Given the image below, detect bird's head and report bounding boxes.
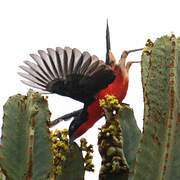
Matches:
[68,109,89,143]
[68,117,80,143]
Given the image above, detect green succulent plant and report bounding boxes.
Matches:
[1,34,180,180]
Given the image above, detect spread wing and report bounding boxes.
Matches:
[18,47,116,103]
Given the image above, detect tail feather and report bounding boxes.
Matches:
[106,20,111,65]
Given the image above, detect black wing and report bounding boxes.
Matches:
[18,47,116,103]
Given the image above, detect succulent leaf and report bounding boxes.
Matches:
[0,94,29,179]
[118,107,141,180]
[55,142,85,180]
[98,95,134,180]
[0,90,53,180]
[134,35,180,180]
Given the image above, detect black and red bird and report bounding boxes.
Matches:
[18,23,142,142]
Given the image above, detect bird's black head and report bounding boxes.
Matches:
[69,117,79,143]
[69,108,89,143]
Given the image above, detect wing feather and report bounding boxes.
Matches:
[65,47,74,74]
[47,48,59,78]
[19,65,47,84]
[89,61,106,76]
[38,50,56,79]
[62,48,68,79]
[24,60,49,82]
[56,47,64,78]
[18,72,46,87]
[79,52,91,74]
[20,80,46,90]
[30,54,52,80]
[19,47,116,103]
[72,48,83,74]
[84,55,99,75]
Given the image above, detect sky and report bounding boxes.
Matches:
[0,0,180,179]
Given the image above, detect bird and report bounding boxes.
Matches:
[18,22,142,143]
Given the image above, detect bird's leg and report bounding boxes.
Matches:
[118,51,129,75]
[49,108,83,127]
[119,48,143,64]
[126,61,141,72]
[119,48,142,72]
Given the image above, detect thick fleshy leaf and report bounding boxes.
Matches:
[0,94,29,179]
[56,142,85,180]
[0,90,53,179]
[134,35,180,180]
[118,107,141,180]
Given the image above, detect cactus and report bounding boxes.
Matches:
[0,90,53,179]
[98,95,140,180]
[134,35,180,179]
[54,142,85,180]
[0,90,94,180]
[98,34,180,180]
[117,107,141,180]
[2,34,180,180]
[80,138,94,172]
[0,168,6,180]
[50,129,86,180]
